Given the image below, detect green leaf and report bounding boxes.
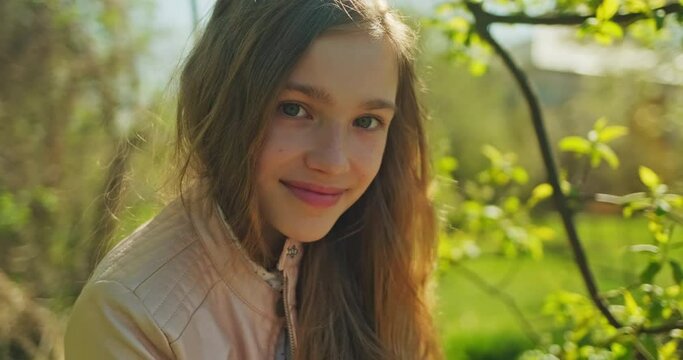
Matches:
[559,136,592,154]
[623,206,634,218]
[658,339,678,360]
[512,167,529,184]
[600,21,624,39]
[624,0,648,12]
[630,199,653,211]
[0,191,31,231]
[596,143,620,169]
[503,196,520,213]
[593,116,608,131]
[664,194,683,207]
[481,145,502,163]
[468,60,487,76]
[639,166,660,189]
[656,230,670,243]
[533,226,556,241]
[590,149,602,168]
[436,2,456,15]
[451,30,469,45]
[561,179,572,196]
[528,183,553,208]
[447,16,470,32]
[640,261,662,283]
[503,241,518,258]
[628,18,658,45]
[596,0,620,20]
[670,260,683,284]
[623,290,644,324]
[598,125,629,142]
[666,285,680,298]
[611,342,632,359]
[532,183,554,201]
[438,156,459,174]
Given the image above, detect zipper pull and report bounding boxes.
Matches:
[277,240,303,272]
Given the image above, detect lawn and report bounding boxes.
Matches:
[435,214,683,359]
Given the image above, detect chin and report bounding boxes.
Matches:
[281,222,334,243]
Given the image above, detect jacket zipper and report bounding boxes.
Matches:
[283,274,296,360]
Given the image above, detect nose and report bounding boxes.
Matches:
[304,122,351,175]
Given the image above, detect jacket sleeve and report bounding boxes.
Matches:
[64,280,175,360]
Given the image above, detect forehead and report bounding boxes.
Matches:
[284,31,399,106]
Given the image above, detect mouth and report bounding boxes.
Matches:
[280,180,346,208]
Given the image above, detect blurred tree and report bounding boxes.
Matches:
[428,0,683,358]
[0,0,155,358]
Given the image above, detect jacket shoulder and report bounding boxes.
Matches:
[88,199,223,342]
[65,279,175,359]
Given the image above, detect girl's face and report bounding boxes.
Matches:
[256,30,398,244]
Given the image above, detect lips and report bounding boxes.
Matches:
[281,180,346,208]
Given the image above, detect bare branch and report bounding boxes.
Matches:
[464,0,624,330]
[461,0,683,351]
[641,321,683,334]
[466,1,681,26]
[452,261,542,344]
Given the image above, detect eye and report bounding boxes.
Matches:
[353,116,382,130]
[279,102,310,118]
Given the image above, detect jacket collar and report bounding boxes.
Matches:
[184,186,303,320]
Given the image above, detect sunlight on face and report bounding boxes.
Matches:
[256,30,399,244]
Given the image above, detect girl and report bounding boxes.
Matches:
[65,0,441,359]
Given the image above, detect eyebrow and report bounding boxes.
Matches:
[284,81,396,112]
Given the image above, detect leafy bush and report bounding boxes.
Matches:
[429,0,683,355]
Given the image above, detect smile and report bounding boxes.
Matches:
[281,180,346,208]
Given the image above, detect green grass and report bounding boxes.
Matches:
[435,214,683,359]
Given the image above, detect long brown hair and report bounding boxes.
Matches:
[175,0,441,358]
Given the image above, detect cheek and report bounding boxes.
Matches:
[350,135,387,185]
[257,125,307,177]
[262,126,296,156]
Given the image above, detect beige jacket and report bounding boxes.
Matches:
[64,192,303,359]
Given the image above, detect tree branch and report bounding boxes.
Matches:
[641,320,683,334]
[467,2,681,26]
[465,0,624,330]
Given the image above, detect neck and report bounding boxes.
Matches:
[260,225,287,270]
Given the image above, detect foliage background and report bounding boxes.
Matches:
[0,0,682,359]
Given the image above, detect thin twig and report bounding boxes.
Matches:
[632,337,656,360]
[493,259,524,291]
[641,320,683,334]
[452,261,542,343]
